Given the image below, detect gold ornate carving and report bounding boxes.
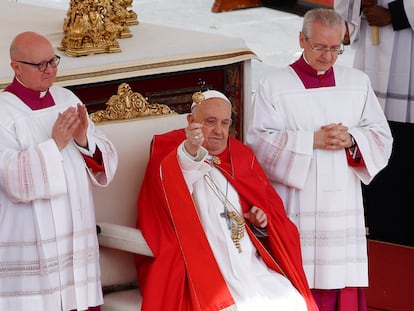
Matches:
[58,0,139,57]
[89,83,177,123]
[122,0,139,26]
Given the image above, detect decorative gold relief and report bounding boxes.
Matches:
[122,0,139,26]
[89,83,177,123]
[58,0,139,57]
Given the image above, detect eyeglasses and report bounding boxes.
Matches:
[16,55,61,72]
[305,38,344,55]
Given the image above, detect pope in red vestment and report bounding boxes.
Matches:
[135,90,318,311]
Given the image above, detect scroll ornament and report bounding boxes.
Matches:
[89,83,176,123]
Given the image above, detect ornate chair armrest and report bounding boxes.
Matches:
[97,222,153,257]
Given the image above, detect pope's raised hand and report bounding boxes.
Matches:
[184,122,204,156]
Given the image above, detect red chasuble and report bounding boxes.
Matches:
[136,129,318,311]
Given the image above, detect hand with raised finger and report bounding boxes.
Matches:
[184,122,204,156]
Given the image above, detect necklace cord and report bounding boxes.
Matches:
[203,174,246,252]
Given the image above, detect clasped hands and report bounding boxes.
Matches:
[314,122,354,150]
[52,103,89,151]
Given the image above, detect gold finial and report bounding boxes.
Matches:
[192,92,205,105]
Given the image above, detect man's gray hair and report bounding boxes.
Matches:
[302,8,345,39]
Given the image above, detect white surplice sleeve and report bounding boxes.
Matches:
[334,0,362,43]
[346,76,394,184]
[0,137,67,203]
[246,77,314,190]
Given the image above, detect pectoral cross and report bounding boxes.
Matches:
[203,174,245,253]
[220,210,232,230]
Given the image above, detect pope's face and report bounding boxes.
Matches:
[299,21,343,72]
[192,98,232,156]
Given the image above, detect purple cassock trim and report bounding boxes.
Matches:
[290,55,335,89]
[4,78,55,110]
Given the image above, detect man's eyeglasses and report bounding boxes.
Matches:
[16,55,61,72]
[305,38,344,55]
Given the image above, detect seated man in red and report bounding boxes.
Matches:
[136,90,318,311]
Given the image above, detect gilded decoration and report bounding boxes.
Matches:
[89,83,177,123]
[123,0,139,26]
[58,0,139,57]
